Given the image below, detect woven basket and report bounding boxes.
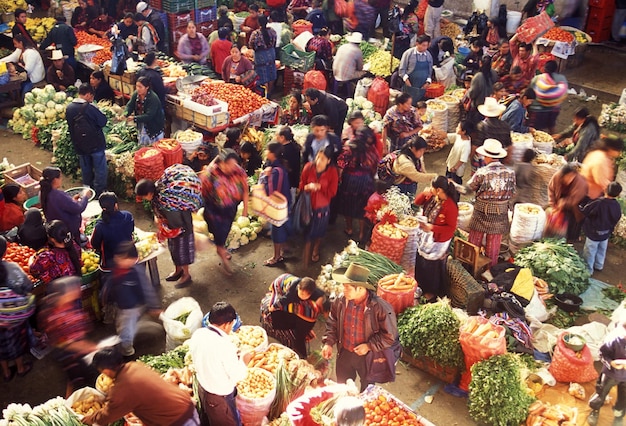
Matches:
[446,257,484,315]
[377,276,417,315]
[369,223,408,264]
[425,83,445,99]
[251,184,288,226]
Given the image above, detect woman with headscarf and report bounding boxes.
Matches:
[413,176,459,301]
[39,167,89,243]
[135,164,203,288]
[18,208,48,250]
[391,137,437,197]
[90,192,135,271]
[0,236,35,381]
[30,220,82,286]
[528,60,568,134]
[0,185,26,232]
[125,76,165,145]
[248,15,278,95]
[200,149,249,275]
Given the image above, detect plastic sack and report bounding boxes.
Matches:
[66,387,106,419]
[367,77,390,116]
[369,223,408,264]
[355,77,373,99]
[434,57,456,89]
[510,203,546,245]
[232,325,270,354]
[236,368,277,426]
[549,332,598,383]
[303,70,327,91]
[134,146,165,182]
[459,316,507,391]
[159,297,203,351]
[525,289,549,322]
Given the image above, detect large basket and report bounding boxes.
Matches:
[401,350,460,383]
[292,21,313,37]
[446,257,484,315]
[280,44,315,73]
[251,184,289,226]
[369,223,408,265]
[425,83,445,99]
[377,276,417,315]
[134,147,165,182]
[154,139,184,168]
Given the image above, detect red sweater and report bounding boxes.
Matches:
[299,162,339,210]
[414,193,458,242]
[0,203,24,232]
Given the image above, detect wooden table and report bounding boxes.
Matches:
[0,72,26,109]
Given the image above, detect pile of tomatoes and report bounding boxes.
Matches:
[3,242,36,282]
[197,82,269,121]
[363,394,422,426]
[543,27,574,43]
[75,31,113,65]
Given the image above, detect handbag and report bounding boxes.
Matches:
[291,191,313,234]
[251,168,289,227]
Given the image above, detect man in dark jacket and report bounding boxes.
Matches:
[40,14,78,70]
[136,1,167,53]
[137,52,165,109]
[322,264,398,391]
[302,114,342,164]
[65,84,108,197]
[12,9,36,47]
[304,88,349,136]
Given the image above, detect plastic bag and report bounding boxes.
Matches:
[65,387,106,419]
[525,289,549,322]
[236,368,277,426]
[159,297,203,351]
[548,332,598,383]
[303,70,327,91]
[459,316,507,391]
[434,57,456,89]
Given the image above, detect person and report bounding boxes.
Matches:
[462,40,483,76]
[0,236,34,382]
[501,88,536,134]
[582,135,624,200]
[135,165,202,288]
[200,149,249,275]
[240,142,263,177]
[523,0,555,18]
[554,107,601,163]
[399,0,420,50]
[136,1,166,52]
[580,182,622,275]
[30,220,82,285]
[260,142,292,266]
[39,167,88,242]
[281,91,310,126]
[491,82,509,103]
[466,55,499,125]
[11,9,35,47]
[335,396,366,426]
[321,263,398,391]
[83,347,199,425]
[288,0,310,20]
[66,83,108,197]
[337,128,380,242]
[548,163,589,242]
[90,70,115,102]
[221,44,255,85]
[475,97,511,160]
[102,242,160,356]
[491,39,513,78]
[342,110,365,143]
[261,274,326,357]
[392,137,437,197]
[241,3,261,38]
[427,36,454,67]
[424,0,443,38]
[466,139,516,266]
[188,302,249,426]
[0,185,26,232]
[306,27,334,68]
[612,0,626,43]
[481,18,506,49]
[277,126,302,202]
[18,208,47,250]
[71,0,97,31]
[184,144,218,173]
[125,76,165,145]
[398,34,433,104]
[40,14,78,70]
[116,12,137,40]
[382,93,423,152]
[303,115,342,163]
[0,34,45,95]
[499,65,529,95]
[511,41,538,82]
[90,192,134,270]
[306,0,328,34]
[210,27,233,77]
[587,319,626,426]
[46,50,75,92]
[267,11,292,52]
[217,5,234,31]
[133,13,159,52]
[445,120,473,184]
[248,15,277,94]
[304,89,349,136]
[38,276,97,397]
[527,60,568,134]
[89,8,115,38]
[332,32,365,99]
[512,149,538,205]
[300,145,339,266]
[177,22,210,65]
[413,176,459,300]
[137,52,166,109]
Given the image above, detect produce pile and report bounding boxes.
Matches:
[0,0,27,13]
[246,344,299,374]
[338,37,379,61]
[599,102,626,133]
[377,272,416,292]
[366,50,399,77]
[440,21,461,39]
[75,31,113,65]
[3,242,36,282]
[346,95,382,127]
[1,397,83,425]
[362,389,424,426]
[7,16,56,42]
[195,81,269,121]
[238,368,276,399]
[193,207,263,251]
[541,27,574,43]
[80,251,100,276]
[364,186,413,224]
[138,344,191,374]
[9,85,72,138]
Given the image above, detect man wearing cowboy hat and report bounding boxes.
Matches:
[332,32,366,99]
[475,97,513,163]
[466,138,516,267]
[46,49,75,91]
[321,263,398,391]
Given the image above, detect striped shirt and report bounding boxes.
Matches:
[468,161,516,202]
[342,297,368,351]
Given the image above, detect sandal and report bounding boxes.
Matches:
[17,363,32,377]
[264,257,285,267]
[311,253,320,263]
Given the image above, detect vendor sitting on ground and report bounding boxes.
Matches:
[0,185,26,232]
[46,50,75,92]
[90,70,115,102]
[177,22,209,65]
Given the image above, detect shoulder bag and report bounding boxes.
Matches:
[251,167,289,226]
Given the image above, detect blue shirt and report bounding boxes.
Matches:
[43,189,88,240]
[90,210,135,269]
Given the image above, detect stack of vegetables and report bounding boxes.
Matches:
[192,205,265,250]
[1,397,83,425]
[337,37,379,61]
[9,85,73,138]
[75,31,112,65]
[3,241,36,282]
[366,50,400,77]
[191,81,269,121]
[0,0,28,13]
[262,124,309,150]
[7,16,56,42]
[345,96,382,127]
[541,27,574,43]
[599,102,626,133]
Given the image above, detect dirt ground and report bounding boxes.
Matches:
[1,89,625,424]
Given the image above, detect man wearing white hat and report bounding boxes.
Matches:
[475,96,512,163]
[46,49,75,91]
[466,138,516,267]
[332,32,365,99]
[136,1,166,52]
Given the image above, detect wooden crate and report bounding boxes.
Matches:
[103,65,137,85]
[166,99,229,132]
[107,76,136,98]
[2,163,43,198]
[401,350,460,384]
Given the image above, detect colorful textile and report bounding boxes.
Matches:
[491,51,513,77]
[154,164,203,212]
[0,321,29,360]
[306,36,333,61]
[469,231,502,266]
[490,312,533,349]
[203,204,238,247]
[0,288,35,327]
[512,53,539,82]
[337,146,378,219]
[383,105,422,151]
[499,74,529,95]
[249,27,277,51]
[40,302,91,347]
[533,73,568,107]
[468,161,516,202]
[166,211,195,266]
[267,274,323,322]
[200,162,247,209]
[342,297,368,351]
[29,244,81,284]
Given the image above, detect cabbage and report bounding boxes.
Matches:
[237,216,251,228]
[32,88,43,97]
[227,240,240,250]
[45,109,56,119]
[240,235,249,245]
[24,92,34,104]
[34,104,45,112]
[46,100,56,109]
[240,227,252,237]
[231,224,241,233]
[44,85,56,95]
[55,104,65,113]
[54,92,67,102]
[249,232,257,241]
[35,111,44,119]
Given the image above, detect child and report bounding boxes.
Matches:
[580,182,622,275]
[445,120,473,184]
[105,241,161,356]
[462,40,483,76]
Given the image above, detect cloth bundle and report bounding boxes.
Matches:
[155,164,203,212]
[534,73,568,107]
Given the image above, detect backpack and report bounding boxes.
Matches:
[70,103,104,155]
[377,150,400,183]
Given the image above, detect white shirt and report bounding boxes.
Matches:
[188,325,247,396]
[267,22,282,47]
[445,134,471,177]
[1,48,45,83]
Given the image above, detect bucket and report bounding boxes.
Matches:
[506,11,522,34]
[23,196,41,210]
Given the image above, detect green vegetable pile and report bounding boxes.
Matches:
[340,248,403,287]
[175,311,191,324]
[468,354,534,426]
[138,344,189,374]
[514,238,590,295]
[398,300,464,368]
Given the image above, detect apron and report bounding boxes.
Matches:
[402,53,430,105]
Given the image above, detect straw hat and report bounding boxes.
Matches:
[476,138,508,159]
[345,32,363,44]
[136,1,148,13]
[332,263,375,291]
[477,97,506,117]
[50,50,67,61]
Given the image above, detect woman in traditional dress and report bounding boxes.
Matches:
[30,220,82,286]
[248,15,277,95]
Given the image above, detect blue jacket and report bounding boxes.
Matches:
[90,210,135,270]
[43,189,88,240]
[261,160,292,205]
[40,21,77,59]
[501,99,530,133]
[580,197,622,241]
[65,99,108,155]
[105,264,160,310]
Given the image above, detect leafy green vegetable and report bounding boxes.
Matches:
[398,300,464,368]
[469,354,535,426]
[514,238,590,295]
[602,285,626,303]
[138,345,189,374]
[175,311,191,324]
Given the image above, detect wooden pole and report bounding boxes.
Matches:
[390,32,396,76]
